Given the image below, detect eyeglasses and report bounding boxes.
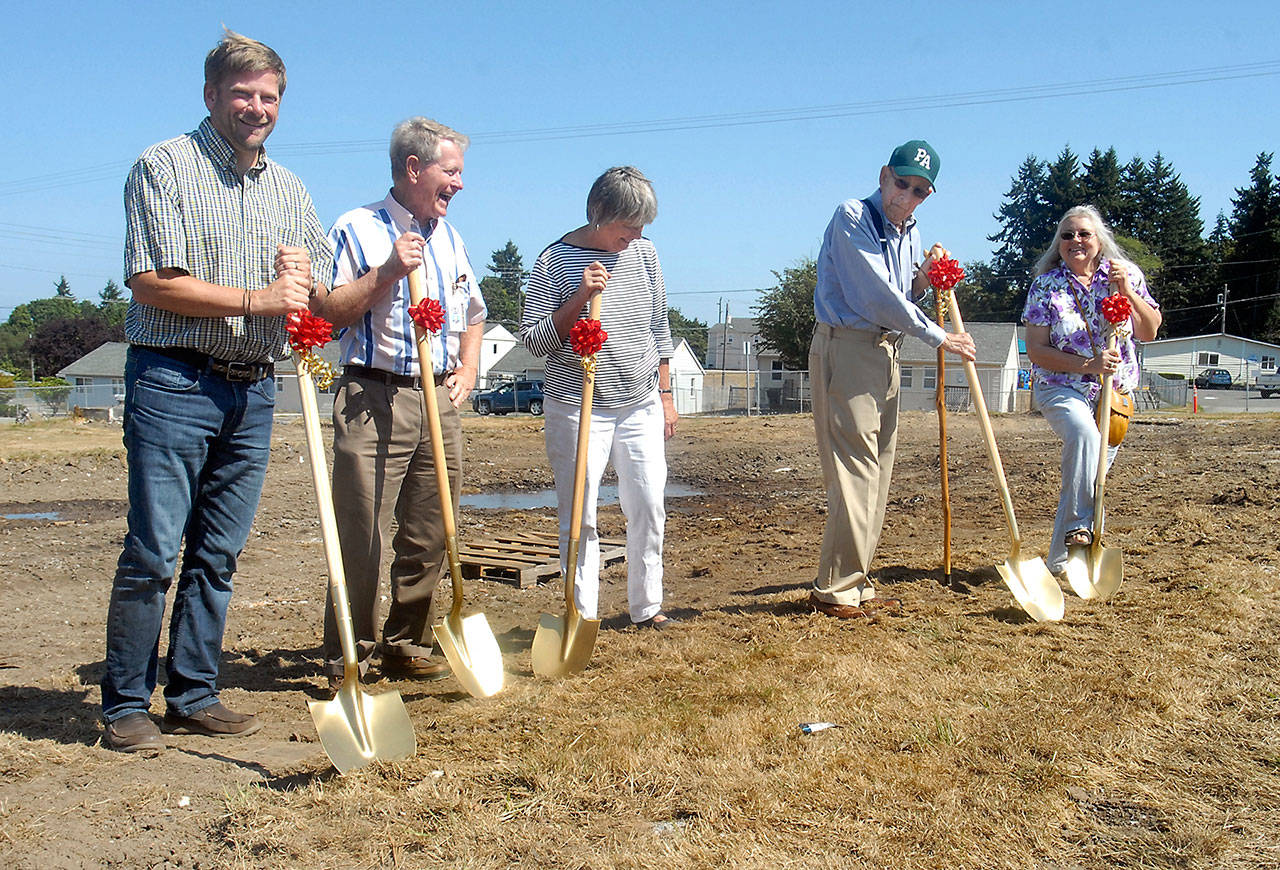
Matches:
[1060,230,1095,242]
[892,176,932,200]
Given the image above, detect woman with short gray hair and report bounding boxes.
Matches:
[521,166,679,629]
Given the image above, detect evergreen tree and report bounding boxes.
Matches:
[1224,152,1280,340]
[1116,156,1153,238]
[984,156,1050,320]
[100,279,123,301]
[478,240,528,328]
[53,275,74,298]
[1143,153,1209,336]
[1080,148,1124,218]
[1043,146,1084,219]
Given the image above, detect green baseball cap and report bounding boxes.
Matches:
[888,140,940,188]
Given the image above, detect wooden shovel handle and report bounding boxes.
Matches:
[407,269,466,621]
[947,289,1023,555]
[564,293,603,614]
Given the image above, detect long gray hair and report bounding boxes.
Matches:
[1032,205,1134,277]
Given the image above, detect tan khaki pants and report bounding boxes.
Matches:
[809,323,901,606]
[324,375,460,675]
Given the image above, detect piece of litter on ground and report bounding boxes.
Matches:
[177,796,190,808]
[799,721,840,734]
[772,466,794,473]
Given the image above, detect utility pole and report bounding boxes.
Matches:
[720,303,729,389]
[1219,284,1228,332]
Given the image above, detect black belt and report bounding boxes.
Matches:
[344,364,447,389]
[143,346,274,382]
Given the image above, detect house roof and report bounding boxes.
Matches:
[489,345,544,377]
[1144,332,1280,351]
[902,321,1018,367]
[58,341,130,379]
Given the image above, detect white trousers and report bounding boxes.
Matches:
[544,391,667,622]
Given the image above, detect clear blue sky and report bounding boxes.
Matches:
[2,1,1277,327]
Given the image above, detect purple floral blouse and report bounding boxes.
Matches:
[1021,258,1158,401]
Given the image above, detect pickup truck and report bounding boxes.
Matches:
[1257,371,1280,399]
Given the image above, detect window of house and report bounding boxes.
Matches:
[771,361,783,381]
[275,376,286,393]
[901,366,913,388]
[922,367,937,390]
[1262,355,1276,370]
[1197,352,1219,366]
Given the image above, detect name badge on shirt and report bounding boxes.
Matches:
[447,273,470,333]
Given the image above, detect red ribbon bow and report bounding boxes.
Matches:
[1101,293,1132,325]
[285,310,335,355]
[409,298,445,335]
[926,257,966,292]
[570,318,608,358]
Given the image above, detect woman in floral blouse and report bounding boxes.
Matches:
[1021,205,1162,577]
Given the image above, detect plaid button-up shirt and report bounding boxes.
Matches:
[123,118,333,362]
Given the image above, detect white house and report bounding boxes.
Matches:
[669,338,705,415]
[478,323,518,387]
[1141,332,1280,385]
[706,316,781,375]
[901,322,1022,413]
[58,341,128,412]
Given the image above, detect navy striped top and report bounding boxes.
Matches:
[521,237,674,408]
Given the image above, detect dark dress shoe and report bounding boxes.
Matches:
[380,655,450,681]
[162,701,262,738]
[103,712,165,753]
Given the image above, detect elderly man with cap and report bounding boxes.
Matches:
[808,140,976,621]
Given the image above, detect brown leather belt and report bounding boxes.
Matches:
[143,346,274,382]
[343,364,447,389]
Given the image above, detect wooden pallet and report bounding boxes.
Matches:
[458,530,626,588]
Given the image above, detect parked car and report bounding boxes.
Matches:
[1194,368,1233,389]
[472,379,544,415]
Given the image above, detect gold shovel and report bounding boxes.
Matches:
[407,270,505,698]
[1064,332,1124,600]
[531,293,604,677]
[948,290,1064,622]
[299,352,416,774]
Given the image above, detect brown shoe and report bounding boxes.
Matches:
[103,712,165,753]
[809,593,877,621]
[381,655,450,681]
[161,701,262,738]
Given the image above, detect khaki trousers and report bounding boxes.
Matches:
[324,374,460,675]
[809,323,901,606]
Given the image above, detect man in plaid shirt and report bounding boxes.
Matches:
[100,30,332,753]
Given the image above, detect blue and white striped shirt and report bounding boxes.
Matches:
[122,118,332,362]
[328,192,486,375]
[522,237,674,408]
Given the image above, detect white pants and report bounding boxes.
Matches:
[544,391,667,622]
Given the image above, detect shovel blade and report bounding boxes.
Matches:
[997,556,1064,622]
[433,613,505,698]
[1063,545,1099,599]
[531,610,601,678]
[307,682,416,775]
[1089,545,1124,601]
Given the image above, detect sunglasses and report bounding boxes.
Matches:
[892,176,932,200]
[1060,230,1095,242]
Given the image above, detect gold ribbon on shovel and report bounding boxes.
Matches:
[407,270,505,698]
[531,293,607,677]
[290,311,416,773]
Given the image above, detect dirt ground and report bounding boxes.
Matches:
[0,408,1277,868]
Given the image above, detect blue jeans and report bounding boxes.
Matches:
[101,347,275,722]
[1034,382,1117,573]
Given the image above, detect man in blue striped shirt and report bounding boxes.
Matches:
[316,118,486,693]
[102,31,331,753]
